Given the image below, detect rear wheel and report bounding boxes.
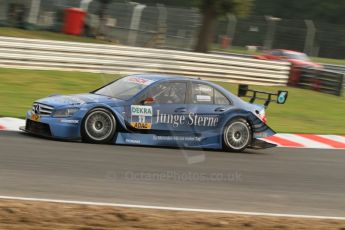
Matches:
[223,119,252,152]
[81,108,116,144]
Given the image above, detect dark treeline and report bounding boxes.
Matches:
[133,0,345,24]
[253,0,345,24]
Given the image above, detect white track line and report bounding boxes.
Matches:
[0,195,344,220]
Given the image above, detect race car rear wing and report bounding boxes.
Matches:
[238,84,288,107]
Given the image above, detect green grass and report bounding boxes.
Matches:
[212,45,261,56]
[311,57,345,66]
[0,27,116,44]
[0,68,344,134]
[216,82,345,134]
[0,68,117,118]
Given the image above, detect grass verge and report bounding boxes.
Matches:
[0,199,344,230]
[0,68,344,134]
[0,27,116,44]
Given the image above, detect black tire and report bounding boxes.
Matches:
[223,118,252,152]
[81,108,116,144]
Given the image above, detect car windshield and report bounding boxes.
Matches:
[285,52,310,61]
[93,76,155,100]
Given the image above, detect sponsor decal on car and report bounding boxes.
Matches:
[60,119,79,124]
[196,95,212,102]
[156,110,219,128]
[130,106,219,129]
[153,135,202,142]
[125,77,154,86]
[130,105,153,129]
[125,139,141,144]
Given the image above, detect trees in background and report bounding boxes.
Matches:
[194,0,253,53]
[114,0,254,53]
[254,0,345,24]
[96,0,113,37]
[135,0,345,25]
[102,0,344,53]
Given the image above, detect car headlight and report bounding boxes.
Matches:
[53,108,79,118]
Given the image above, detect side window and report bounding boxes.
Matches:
[271,50,281,56]
[148,82,187,104]
[281,51,289,58]
[191,83,231,105]
[214,90,230,105]
[191,84,214,104]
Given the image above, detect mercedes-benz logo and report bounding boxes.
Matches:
[33,104,40,114]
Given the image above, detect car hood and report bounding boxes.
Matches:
[36,93,121,108]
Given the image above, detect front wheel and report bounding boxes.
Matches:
[223,119,252,152]
[81,108,116,144]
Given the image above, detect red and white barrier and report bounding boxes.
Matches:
[263,134,345,149]
[0,117,344,149]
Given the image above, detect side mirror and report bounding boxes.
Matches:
[142,97,156,105]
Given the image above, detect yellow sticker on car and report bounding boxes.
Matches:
[130,122,152,129]
[130,105,153,129]
[31,113,40,122]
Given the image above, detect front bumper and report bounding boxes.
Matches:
[23,111,82,140]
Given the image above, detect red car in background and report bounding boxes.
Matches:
[255,49,323,85]
[255,49,323,69]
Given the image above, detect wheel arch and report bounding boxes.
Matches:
[220,110,256,148]
[82,104,127,131]
[221,109,276,145]
[221,117,253,151]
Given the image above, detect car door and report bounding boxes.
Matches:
[187,82,232,134]
[127,81,191,134]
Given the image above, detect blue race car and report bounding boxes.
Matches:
[22,74,288,152]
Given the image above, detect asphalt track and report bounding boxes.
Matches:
[0,131,345,217]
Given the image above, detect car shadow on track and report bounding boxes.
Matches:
[17,131,269,156]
